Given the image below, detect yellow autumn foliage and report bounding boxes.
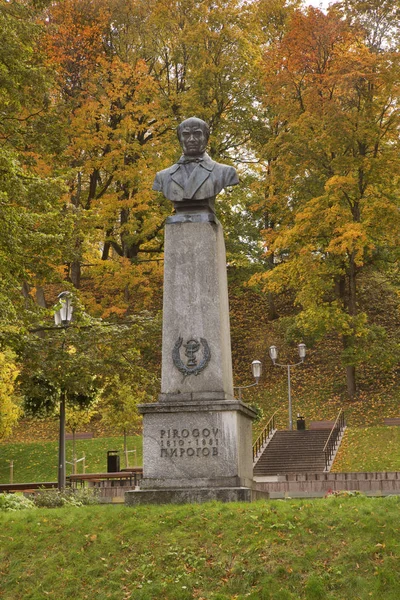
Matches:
[0,351,22,440]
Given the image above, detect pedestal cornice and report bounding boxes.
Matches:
[139,398,257,419]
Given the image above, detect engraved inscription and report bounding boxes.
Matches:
[159,428,220,458]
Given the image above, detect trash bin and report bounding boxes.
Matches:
[296,415,306,430]
[107,450,120,472]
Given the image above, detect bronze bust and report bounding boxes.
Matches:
[153,117,239,214]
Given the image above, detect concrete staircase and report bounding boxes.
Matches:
[253,430,331,476]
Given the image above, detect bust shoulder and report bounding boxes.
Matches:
[213,162,239,186]
[155,163,179,178]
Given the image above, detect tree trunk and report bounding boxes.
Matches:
[267,291,279,321]
[101,229,114,260]
[345,253,358,397]
[266,252,278,320]
[22,281,30,303]
[69,171,82,289]
[346,365,357,398]
[70,259,81,289]
[336,253,358,398]
[35,286,47,308]
[348,253,357,316]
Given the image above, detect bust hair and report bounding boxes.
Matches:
[177,117,210,142]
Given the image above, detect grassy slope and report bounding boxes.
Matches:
[228,274,400,430]
[0,436,142,484]
[332,426,400,472]
[1,497,400,599]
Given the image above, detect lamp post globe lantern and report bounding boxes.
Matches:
[54,291,73,490]
[234,359,262,401]
[298,343,306,360]
[251,359,262,383]
[54,291,73,327]
[269,345,278,364]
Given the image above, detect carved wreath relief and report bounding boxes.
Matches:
[172,336,211,378]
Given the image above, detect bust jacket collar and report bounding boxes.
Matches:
[170,153,216,199]
[171,153,215,173]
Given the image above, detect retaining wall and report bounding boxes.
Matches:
[83,472,400,502]
[253,472,400,498]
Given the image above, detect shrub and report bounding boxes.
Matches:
[33,489,67,508]
[0,493,36,511]
[32,487,99,508]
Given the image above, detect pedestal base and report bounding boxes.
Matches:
[125,487,256,505]
[128,398,259,505]
[138,399,255,487]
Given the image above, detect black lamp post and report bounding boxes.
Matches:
[234,359,262,401]
[269,343,306,431]
[54,292,73,490]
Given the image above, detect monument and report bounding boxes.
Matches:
[125,117,257,505]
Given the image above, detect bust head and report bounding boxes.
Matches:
[177,117,209,157]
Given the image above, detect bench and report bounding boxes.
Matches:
[383,418,400,426]
[68,469,143,489]
[309,421,335,430]
[65,432,93,440]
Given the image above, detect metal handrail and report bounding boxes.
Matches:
[323,409,346,471]
[253,410,279,463]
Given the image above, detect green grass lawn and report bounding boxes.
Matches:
[0,436,142,484]
[332,426,400,472]
[1,496,400,599]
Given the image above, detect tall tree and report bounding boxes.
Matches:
[251,7,400,396]
[39,0,267,318]
[0,0,66,325]
[41,0,173,317]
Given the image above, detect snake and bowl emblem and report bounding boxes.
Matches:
[172,337,211,379]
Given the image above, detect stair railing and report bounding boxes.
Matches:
[253,410,279,463]
[323,409,346,472]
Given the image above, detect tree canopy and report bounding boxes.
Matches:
[0,0,399,439]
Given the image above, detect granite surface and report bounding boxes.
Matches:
[125,487,256,505]
[139,400,256,486]
[161,219,233,397]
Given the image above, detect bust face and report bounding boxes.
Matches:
[179,122,208,156]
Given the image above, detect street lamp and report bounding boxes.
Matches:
[54,292,73,490]
[234,359,262,401]
[54,291,73,326]
[269,344,306,431]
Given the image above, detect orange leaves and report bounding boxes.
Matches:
[255,2,400,318]
[261,8,353,115]
[282,7,348,76]
[43,0,111,93]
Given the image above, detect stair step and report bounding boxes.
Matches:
[253,429,332,476]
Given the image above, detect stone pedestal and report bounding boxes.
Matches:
[126,215,258,505]
[161,214,233,399]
